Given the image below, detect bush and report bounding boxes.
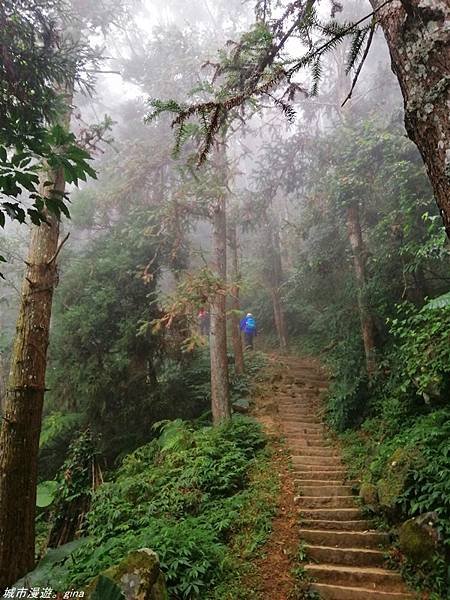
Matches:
[35,416,268,599]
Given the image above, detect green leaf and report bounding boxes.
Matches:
[14,539,88,587]
[36,480,59,508]
[424,292,450,310]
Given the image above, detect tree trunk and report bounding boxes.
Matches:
[228,223,244,375]
[263,215,288,352]
[0,170,65,587]
[271,226,288,352]
[370,0,450,236]
[270,286,288,353]
[0,342,5,413]
[209,143,230,424]
[346,203,377,377]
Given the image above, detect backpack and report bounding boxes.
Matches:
[245,316,256,331]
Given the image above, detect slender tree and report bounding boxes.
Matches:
[262,212,288,352]
[346,202,377,376]
[0,0,131,585]
[228,222,245,374]
[209,139,231,423]
[0,147,69,586]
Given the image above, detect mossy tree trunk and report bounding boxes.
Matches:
[370,0,450,237]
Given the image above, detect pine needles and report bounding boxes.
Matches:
[147,0,396,165]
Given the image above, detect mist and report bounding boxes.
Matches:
[1,0,449,597]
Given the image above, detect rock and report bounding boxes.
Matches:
[88,548,168,600]
[377,478,404,510]
[377,447,425,511]
[232,398,250,413]
[359,482,378,507]
[399,516,439,563]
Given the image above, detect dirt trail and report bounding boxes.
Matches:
[255,355,416,600]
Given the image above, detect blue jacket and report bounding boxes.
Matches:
[240,315,257,335]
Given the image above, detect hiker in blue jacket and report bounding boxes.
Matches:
[240,312,257,350]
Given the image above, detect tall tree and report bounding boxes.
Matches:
[346,202,377,376]
[0,0,130,586]
[210,139,231,423]
[0,145,70,586]
[262,211,288,352]
[369,0,450,237]
[228,221,245,374]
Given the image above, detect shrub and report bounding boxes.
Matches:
[35,416,268,599]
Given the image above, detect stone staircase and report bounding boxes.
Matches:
[275,357,416,600]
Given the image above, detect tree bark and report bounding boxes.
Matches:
[209,143,230,424]
[0,170,64,587]
[346,203,377,377]
[0,338,5,413]
[263,215,288,352]
[270,286,288,353]
[370,0,450,236]
[228,223,244,375]
[271,225,288,352]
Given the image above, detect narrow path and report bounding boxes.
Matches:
[273,355,415,600]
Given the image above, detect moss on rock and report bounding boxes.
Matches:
[376,447,424,510]
[88,548,168,600]
[399,518,437,563]
[359,482,378,507]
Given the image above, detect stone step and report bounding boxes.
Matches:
[299,484,354,496]
[289,448,340,458]
[284,428,325,435]
[305,564,406,593]
[305,545,386,568]
[287,438,331,445]
[294,470,348,481]
[279,407,321,413]
[296,478,357,485]
[283,418,323,425]
[296,496,357,509]
[300,519,373,531]
[283,423,325,429]
[296,479,347,486]
[289,444,334,452]
[293,464,347,474]
[283,414,324,420]
[299,508,362,520]
[292,455,342,466]
[311,583,414,599]
[285,432,328,440]
[278,404,322,410]
[299,529,389,549]
[289,442,337,451]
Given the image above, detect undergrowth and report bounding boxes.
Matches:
[328,305,450,597]
[29,415,279,599]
